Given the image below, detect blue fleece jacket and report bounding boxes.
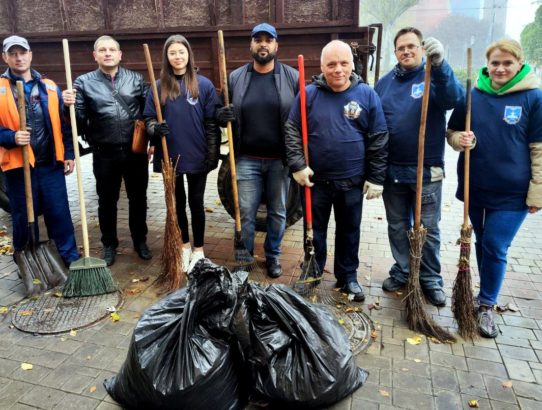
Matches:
[375,60,463,181]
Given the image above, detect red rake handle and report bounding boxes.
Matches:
[298,55,313,226]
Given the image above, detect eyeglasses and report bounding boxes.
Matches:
[395,44,420,53]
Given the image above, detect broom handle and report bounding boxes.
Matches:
[297,55,313,234]
[143,44,170,160]
[463,48,472,228]
[217,30,242,232]
[15,81,35,225]
[63,39,90,258]
[414,60,432,230]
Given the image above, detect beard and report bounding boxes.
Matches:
[252,49,276,64]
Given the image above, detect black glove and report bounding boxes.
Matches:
[216,104,235,126]
[205,159,219,173]
[154,122,170,138]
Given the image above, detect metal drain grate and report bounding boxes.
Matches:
[12,291,122,334]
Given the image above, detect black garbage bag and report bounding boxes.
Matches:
[104,259,248,410]
[232,283,368,409]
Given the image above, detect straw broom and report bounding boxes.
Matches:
[452,48,478,340]
[405,59,455,343]
[143,44,184,291]
[61,39,117,297]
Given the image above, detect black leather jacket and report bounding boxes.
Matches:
[74,67,148,146]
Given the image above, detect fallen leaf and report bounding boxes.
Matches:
[507,303,520,312]
[205,207,214,213]
[0,306,8,314]
[406,336,423,345]
[131,278,140,283]
[86,356,92,360]
[69,330,77,337]
[401,367,409,372]
[413,359,421,363]
[52,291,63,298]
[336,304,342,309]
[370,330,378,339]
[379,389,390,397]
[501,380,513,389]
[21,363,33,370]
[32,278,42,285]
[20,310,33,316]
[89,385,97,393]
[345,308,354,313]
[429,337,442,344]
[214,199,221,205]
[468,399,479,408]
[338,319,345,325]
[375,296,381,306]
[395,291,403,296]
[474,283,480,288]
[140,277,149,282]
[60,337,67,342]
[110,312,120,322]
[347,294,355,301]
[106,306,117,313]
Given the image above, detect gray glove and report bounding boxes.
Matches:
[363,181,383,200]
[423,37,444,66]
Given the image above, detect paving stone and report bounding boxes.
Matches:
[325,394,351,410]
[19,385,66,409]
[502,315,539,329]
[466,358,508,378]
[482,375,517,404]
[405,340,430,362]
[350,396,378,410]
[10,363,51,384]
[517,397,541,410]
[81,371,116,400]
[463,345,502,363]
[498,344,538,362]
[8,346,68,369]
[532,368,542,384]
[54,393,100,410]
[379,369,392,387]
[499,325,536,340]
[431,365,459,392]
[489,401,520,410]
[60,373,96,394]
[392,372,432,394]
[45,338,84,355]
[434,389,462,410]
[460,393,490,410]
[0,357,19,377]
[392,387,435,409]
[8,403,37,410]
[511,379,542,401]
[355,354,391,370]
[392,358,431,377]
[429,351,468,371]
[0,380,36,408]
[350,382,392,405]
[472,336,497,349]
[95,402,123,410]
[496,336,531,349]
[502,357,536,382]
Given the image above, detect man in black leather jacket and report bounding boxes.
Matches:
[63,35,150,266]
[216,23,298,278]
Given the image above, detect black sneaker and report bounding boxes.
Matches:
[382,277,405,292]
[134,242,153,260]
[423,288,447,307]
[102,246,116,267]
[266,259,282,278]
[341,281,365,302]
[478,306,498,338]
[335,277,346,288]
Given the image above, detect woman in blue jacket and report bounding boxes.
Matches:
[447,39,542,338]
[144,35,221,272]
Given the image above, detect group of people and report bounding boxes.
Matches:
[1,23,540,339]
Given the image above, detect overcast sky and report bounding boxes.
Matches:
[506,0,538,39]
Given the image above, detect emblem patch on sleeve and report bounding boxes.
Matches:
[343,101,362,119]
[503,106,522,124]
[411,82,424,99]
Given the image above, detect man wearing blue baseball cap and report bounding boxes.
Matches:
[216,23,298,278]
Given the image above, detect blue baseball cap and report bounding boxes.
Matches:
[251,23,278,39]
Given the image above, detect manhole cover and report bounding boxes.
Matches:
[12,291,122,334]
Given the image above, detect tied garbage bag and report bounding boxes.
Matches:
[233,283,368,408]
[104,259,248,409]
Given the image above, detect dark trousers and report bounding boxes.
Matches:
[92,145,149,248]
[175,172,207,248]
[305,179,363,283]
[5,163,79,264]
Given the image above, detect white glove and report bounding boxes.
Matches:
[363,181,383,200]
[423,37,444,66]
[293,166,314,187]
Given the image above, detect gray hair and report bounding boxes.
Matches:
[93,35,120,51]
[320,40,353,64]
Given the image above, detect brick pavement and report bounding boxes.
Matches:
[1,146,541,409]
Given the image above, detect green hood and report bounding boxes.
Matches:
[476,64,532,95]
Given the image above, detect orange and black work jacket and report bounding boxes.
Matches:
[0,69,74,172]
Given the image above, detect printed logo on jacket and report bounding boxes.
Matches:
[344,101,362,119]
[411,82,424,99]
[503,106,522,125]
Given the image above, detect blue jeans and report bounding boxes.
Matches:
[236,157,289,260]
[5,163,79,264]
[308,179,363,283]
[383,180,443,289]
[470,206,528,306]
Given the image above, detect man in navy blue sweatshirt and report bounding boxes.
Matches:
[375,27,463,306]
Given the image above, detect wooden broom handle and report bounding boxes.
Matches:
[143,44,170,161]
[15,81,34,225]
[414,60,432,230]
[63,39,90,258]
[463,48,472,228]
[217,30,242,232]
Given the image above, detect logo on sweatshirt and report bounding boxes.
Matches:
[411,82,424,99]
[503,106,522,125]
[343,101,362,119]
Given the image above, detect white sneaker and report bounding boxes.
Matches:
[181,247,192,272]
[188,251,205,273]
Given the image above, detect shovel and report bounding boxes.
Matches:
[13,81,68,296]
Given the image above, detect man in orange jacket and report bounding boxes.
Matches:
[0,35,79,266]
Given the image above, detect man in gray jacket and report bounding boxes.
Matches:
[63,35,150,266]
[216,23,298,278]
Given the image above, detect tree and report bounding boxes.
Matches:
[359,0,421,71]
[521,5,542,66]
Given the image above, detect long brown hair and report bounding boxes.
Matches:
[159,34,199,104]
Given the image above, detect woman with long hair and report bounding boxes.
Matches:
[144,34,221,272]
[447,39,542,338]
